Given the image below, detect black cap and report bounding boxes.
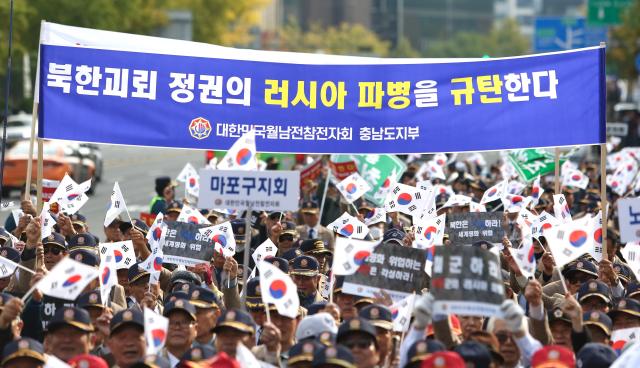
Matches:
[354,296,374,308]
[110,309,144,336]
[166,200,183,214]
[406,339,447,366]
[128,263,150,284]
[312,345,355,368]
[164,291,190,304]
[453,341,492,368]
[300,238,332,256]
[0,247,20,266]
[244,277,264,311]
[67,233,98,252]
[188,286,220,309]
[76,290,104,310]
[119,219,149,237]
[307,301,328,316]
[280,221,298,237]
[69,249,99,267]
[359,304,393,330]
[230,219,247,244]
[130,355,171,368]
[337,318,378,346]
[290,255,319,276]
[562,259,598,278]
[301,201,320,214]
[42,232,66,249]
[548,307,572,325]
[181,345,216,362]
[577,280,612,305]
[608,298,640,320]
[47,306,94,333]
[383,228,405,245]
[69,213,87,225]
[212,309,256,335]
[163,299,197,321]
[613,262,635,284]
[1,338,46,366]
[287,340,323,366]
[576,343,617,368]
[626,282,640,298]
[583,311,612,337]
[263,256,289,274]
[169,270,202,288]
[282,248,303,262]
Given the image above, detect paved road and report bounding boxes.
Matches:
[3,144,202,238]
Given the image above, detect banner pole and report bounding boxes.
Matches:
[25,22,44,200]
[36,138,44,212]
[240,207,252,309]
[319,165,331,223]
[600,143,608,261]
[0,0,14,205]
[554,148,560,195]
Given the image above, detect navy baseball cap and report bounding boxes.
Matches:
[0,247,20,266]
[128,263,150,284]
[69,249,99,267]
[626,281,640,299]
[576,343,617,368]
[76,290,104,310]
[383,228,405,245]
[288,340,323,366]
[583,311,612,337]
[312,345,355,368]
[181,345,216,362]
[608,298,640,321]
[67,233,97,252]
[212,308,256,335]
[359,304,393,331]
[163,299,196,321]
[244,277,264,311]
[577,280,612,305]
[47,306,94,333]
[300,238,332,256]
[1,338,45,366]
[406,339,446,367]
[263,256,289,274]
[301,201,320,214]
[110,309,144,336]
[42,232,66,249]
[282,248,303,263]
[337,318,378,347]
[453,341,492,368]
[188,286,220,309]
[290,255,319,276]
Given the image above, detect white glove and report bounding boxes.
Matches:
[412,292,434,329]
[500,299,525,333]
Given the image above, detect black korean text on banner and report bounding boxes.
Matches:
[446,212,505,245]
[431,245,505,317]
[162,221,215,266]
[342,243,426,302]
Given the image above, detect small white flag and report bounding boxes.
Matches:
[506,181,526,195]
[176,163,198,183]
[0,255,18,278]
[611,327,640,354]
[363,208,387,226]
[328,212,369,240]
[390,293,416,332]
[258,261,299,319]
[98,241,137,270]
[531,211,560,238]
[424,160,446,180]
[469,201,487,213]
[98,249,118,305]
[553,194,572,223]
[414,214,446,249]
[145,307,169,355]
[35,257,99,300]
[384,183,426,218]
[40,203,56,239]
[622,241,640,281]
[332,237,380,276]
[562,169,589,190]
[176,204,210,225]
[45,355,72,368]
[199,222,237,257]
[48,174,90,215]
[529,176,544,208]
[252,239,278,265]
[336,173,371,204]
[502,194,532,213]
[480,180,507,205]
[217,129,258,171]
[512,228,536,279]
[441,194,472,209]
[544,217,593,268]
[104,182,128,227]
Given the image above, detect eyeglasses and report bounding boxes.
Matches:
[43,246,63,255]
[494,331,513,344]
[169,320,194,328]
[343,340,373,349]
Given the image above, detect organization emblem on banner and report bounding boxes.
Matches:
[188,117,212,140]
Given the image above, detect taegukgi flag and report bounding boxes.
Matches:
[199,222,237,257]
[35,257,99,300]
[258,261,299,319]
[104,181,129,226]
[145,307,169,355]
[99,240,136,270]
[332,237,380,276]
[336,172,371,204]
[328,212,369,240]
[217,129,257,171]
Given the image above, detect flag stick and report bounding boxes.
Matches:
[240,207,252,308]
[264,302,272,324]
[554,148,560,195]
[351,203,359,216]
[278,211,284,223]
[328,271,334,304]
[36,138,44,213]
[12,262,36,275]
[21,283,38,303]
[600,143,608,261]
[318,168,332,224]
[556,266,569,294]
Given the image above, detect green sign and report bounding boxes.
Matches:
[212,151,297,170]
[331,154,406,206]
[588,0,632,25]
[507,149,564,183]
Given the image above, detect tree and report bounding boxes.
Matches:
[608,0,640,98]
[426,19,530,58]
[277,22,391,57]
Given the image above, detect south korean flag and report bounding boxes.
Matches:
[336,172,371,204]
[328,212,369,240]
[384,183,425,218]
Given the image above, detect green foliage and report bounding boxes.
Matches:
[426,19,530,58]
[608,0,640,81]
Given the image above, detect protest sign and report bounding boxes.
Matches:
[618,197,640,243]
[508,149,565,182]
[41,296,75,330]
[342,243,426,302]
[431,245,505,317]
[39,22,604,154]
[198,169,300,211]
[332,154,406,206]
[446,212,504,245]
[328,160,358,181]
[162,221,214,266]
[300,159,323,186]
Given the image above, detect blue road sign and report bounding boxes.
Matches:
[534,17,608,52]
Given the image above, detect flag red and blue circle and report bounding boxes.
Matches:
[152,228,162,241]
[487,188,497,197]
[391,308,399,319]
[269,279,287,299]
[236,148,253,165]
[114,250,123,263]
[381,178,391,189]
[593,228,602,244]
[67,193,79,201]
[353,250,370,266]
[212,234,227,247]
[527,245,535,263]
[152,329,166,347]
[188,177,197,188]
[426,246,435,262]
[397,193,412,206]
[101,267,110,285]
[568,230,588,247]
[187,216,199,224]
[63,274,82,287]
[424,226,437,240]
[345,183,357,194]
[340,224,354,237]
[153,257,163,271]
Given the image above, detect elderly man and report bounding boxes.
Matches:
[107,309,146,368]
[44,307,94,362]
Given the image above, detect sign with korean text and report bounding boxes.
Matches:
[198,169,299,211]
[446,212,505,245]
[508,149,565,183]
[588,0,632,25]
[431,245,505,317]
[342,243,426,302]
[332,154,406,206]
[162,221,215,266]
[39,23,605,154]
[42,296,75,330]
[328,160,358,181]
[617,197,640,243]
[300,159,323,186]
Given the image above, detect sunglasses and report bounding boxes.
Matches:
[494,331,513,344]
[43,246,63,255]
[343,340,373,349]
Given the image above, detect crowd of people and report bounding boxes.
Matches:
[1,123,640,368]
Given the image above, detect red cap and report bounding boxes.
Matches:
[68,355,109,368]
[421,351,465,368]
[203,352,241,368]
[531,345,575,368]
